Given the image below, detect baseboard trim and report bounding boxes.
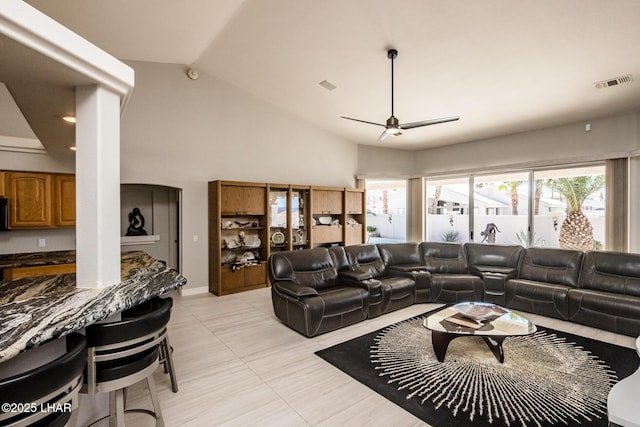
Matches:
[180,286,209,296]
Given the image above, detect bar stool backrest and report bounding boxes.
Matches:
[0,333,87,426]
[84,297,172,395]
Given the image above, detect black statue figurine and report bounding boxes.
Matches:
[126,207,148,236]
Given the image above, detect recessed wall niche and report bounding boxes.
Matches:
[121,184,180,270]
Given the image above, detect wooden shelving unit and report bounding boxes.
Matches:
[209,180,366,295]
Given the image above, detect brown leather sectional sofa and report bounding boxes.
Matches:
[268,242,640,337]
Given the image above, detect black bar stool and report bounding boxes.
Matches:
[0,333,87,427]
[123,296,178,393]
[82,297,172,426]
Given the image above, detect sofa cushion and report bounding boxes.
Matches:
[578,251,640,296]
[378,276,415,312]
[519,247,583,287]
[465,243,524,270]
[344,244,386,279]
[430,274,483,303]
[568,289,640,336]
[269,248,338,290]
[420,242,468,274]
[328,246,350,272]
[506,279,571,319]
[377,243,425,271]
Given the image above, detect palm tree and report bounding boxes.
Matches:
[430,185,442,214]
[498,181,522,215]
[547,176,604,250]
[534,180,542,215]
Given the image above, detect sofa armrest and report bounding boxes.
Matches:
[274,281,319,298]
[387,265,430,276]
[339,269,373,281]
[469,265,518,279]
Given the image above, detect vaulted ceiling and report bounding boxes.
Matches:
[18,0,640,150]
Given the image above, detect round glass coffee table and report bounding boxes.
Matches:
[423,302,536,363]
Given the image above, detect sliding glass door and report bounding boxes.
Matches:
[473,172,529,245]
[425,177,470,243]
[533,165,606,250]
[425,163,607,249]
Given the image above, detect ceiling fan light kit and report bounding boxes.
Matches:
[341,48,459,142]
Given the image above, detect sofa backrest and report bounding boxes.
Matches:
[344,244,385,279]
[579,251,640,296]
[465,243,524,269]
[268,248,337,290]
[419,242,468,274]
[328,246,350,271]
[519,247,583,287]
[377,243,422,266]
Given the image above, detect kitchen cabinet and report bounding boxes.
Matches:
[7,172,53,228]
[0,172,6,197]
[54,174,76,226]
[4,171,76,229]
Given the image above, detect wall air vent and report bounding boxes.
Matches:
[594,74,634,89]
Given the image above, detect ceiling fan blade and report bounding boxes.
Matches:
[341,116,386,127]
[377,129,390,142]
[399,116,460,129]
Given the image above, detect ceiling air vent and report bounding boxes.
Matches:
[318,80,337,91]
[594,74,634,89]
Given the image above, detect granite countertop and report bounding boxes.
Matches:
[0,250,76,269]
[0,250,187,362]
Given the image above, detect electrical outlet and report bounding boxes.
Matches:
[38,238,46,248]
[193,235,199,242]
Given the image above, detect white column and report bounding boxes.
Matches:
[75,85,121,288]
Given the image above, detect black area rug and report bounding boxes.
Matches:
[315,311,639,427]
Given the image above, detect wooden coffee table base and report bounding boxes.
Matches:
[431,331,507,363]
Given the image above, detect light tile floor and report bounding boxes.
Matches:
[121,287,636,427]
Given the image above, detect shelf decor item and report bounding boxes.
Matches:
[271,231,285,245]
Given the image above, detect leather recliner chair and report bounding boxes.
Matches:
[465,243,524,305]
[505,247,583,320]
[419,242,483,303]
[569,250,640,336]
[343,244,415,313]
[268,247,369,337]
[377,243,432,303]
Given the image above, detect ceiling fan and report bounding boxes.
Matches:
[341,49,459,142]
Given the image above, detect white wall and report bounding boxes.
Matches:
[119,61,359,290]
[413,112,639,176]
[357,145,414,178]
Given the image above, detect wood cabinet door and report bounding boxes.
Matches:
[346,191,363,214]
[55,174,76,226]
[243,186,266,215]
[0,172,5,197]
[220,185,245,214]
[312,190,327,214]
[326,190,343,214]
[244,264,266,286]
[312,190,343,214]
[312,225,343,244]
[8,172,52,227]
[345,224,364,245]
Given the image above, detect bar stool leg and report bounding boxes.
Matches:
[147,375,165,427]
[115,389,126,427]
[162,334,179,392]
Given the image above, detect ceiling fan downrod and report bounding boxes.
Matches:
[388,49,397,119]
